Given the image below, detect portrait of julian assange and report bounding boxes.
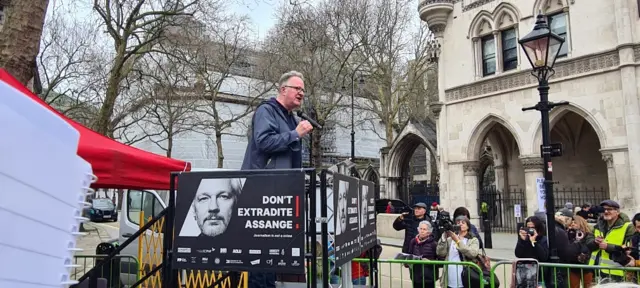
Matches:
[178,177,246,238]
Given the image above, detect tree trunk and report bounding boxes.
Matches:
[0,0,49,86]
[166,131,173,158]
[215,132,224,168]
[385,120,395,146]
[117,189,124,210]
[311,130,323,168]
[94,53,125,135]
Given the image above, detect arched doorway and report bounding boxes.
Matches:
[384,121,437,203]
[363,166,381,199]
[545,111,609,208]
[468,115,525,232]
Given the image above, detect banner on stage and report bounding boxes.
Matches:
[172,171,306,273]
[333,172,378,267]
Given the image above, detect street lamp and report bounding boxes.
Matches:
[343,74,365,161]
[519,13,568,262]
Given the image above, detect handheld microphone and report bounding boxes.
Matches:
[296,110,323,129]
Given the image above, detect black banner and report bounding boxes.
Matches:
[360,180,377,251]
[333,173,361,267]
[172,171,306,273]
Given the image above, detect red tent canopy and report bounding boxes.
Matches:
[0,69,191,190]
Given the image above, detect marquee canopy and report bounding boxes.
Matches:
[0,69,191,190]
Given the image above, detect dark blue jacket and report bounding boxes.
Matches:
[241,98,302,170]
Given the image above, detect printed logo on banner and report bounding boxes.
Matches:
[171,171,307,273]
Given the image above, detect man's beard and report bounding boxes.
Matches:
[199,215,228,237]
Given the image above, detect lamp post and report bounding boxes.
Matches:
[519,14,568,262]
[344,73,365,161]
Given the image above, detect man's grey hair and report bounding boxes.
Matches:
[418,220,433,233]
[228,178,244,197]
[278,71,304,89]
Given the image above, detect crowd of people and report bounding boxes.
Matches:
[387,200,640,288]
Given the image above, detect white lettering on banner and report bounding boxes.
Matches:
[349,216,358,224]
[347,207,358,214]
[262,196,293,204]
[237,207,293,217]
[245,220,293,229]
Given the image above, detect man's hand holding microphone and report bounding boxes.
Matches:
[296,120,314,137]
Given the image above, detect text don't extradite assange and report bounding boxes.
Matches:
[238,196,298,229]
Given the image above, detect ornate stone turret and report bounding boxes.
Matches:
[418,0,454,37]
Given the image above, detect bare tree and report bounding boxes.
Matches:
[0,0,50,86]
[264,0,360,167]
[37,14,105,126]
[134,53,201,158]
[90,0,201,137]
[351,0,437,146]
[183,15,275,168]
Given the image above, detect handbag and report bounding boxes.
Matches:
[457,242,500,288]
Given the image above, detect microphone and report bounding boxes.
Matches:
[296,110,323,129]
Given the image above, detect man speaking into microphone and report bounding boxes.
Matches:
[241,70,312,288]
[241,70,313,170]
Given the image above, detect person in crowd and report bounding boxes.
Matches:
[577,203,597,222]
[548,208,579,288]
[386,201,394,214]
[566,202,574,211]
[452,207,484,249]
[436,216,480,288]
[241,70,311,288]
[625,213,640,267]
[350,250,370,285]
[586,200,635,282]
[568,215,596,288]
[408,221,439,288]
[514,215,549,287]
[394,203,433,253]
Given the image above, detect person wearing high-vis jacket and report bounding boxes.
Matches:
[586,200,635,281]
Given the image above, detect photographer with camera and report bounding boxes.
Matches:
[565,215,595,288]
[453,207,484,249]
[394,203,434,253]
[436,216,480,288]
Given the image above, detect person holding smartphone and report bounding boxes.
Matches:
[515,216,548,287]
[567,215,595,288]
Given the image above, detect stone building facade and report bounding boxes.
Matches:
[399,0,640,220]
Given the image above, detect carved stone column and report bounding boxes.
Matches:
[601,152,617,203]
[493,164,505,192]
[462,161,480,225]
[520,156,544,214]
[379,146,391,199]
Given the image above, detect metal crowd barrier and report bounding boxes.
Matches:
[350,258,485,288]
[72,255,139,287]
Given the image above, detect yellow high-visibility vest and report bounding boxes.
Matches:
[588,222,631,276]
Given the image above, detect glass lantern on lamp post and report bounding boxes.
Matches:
[519,13,568,263]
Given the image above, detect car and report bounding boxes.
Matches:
[87,198,118,222]
[375,199,411,214]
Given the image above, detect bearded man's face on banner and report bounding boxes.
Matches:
[192,178,241,237]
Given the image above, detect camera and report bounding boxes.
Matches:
[528,228,536,236]
[435,211,458,234]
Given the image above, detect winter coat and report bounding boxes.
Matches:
[408,235,439,283]
[436,235,480,288]
[393,214,433,253]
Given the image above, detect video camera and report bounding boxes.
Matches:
[435,211,459,234]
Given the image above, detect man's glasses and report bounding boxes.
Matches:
[285,85,305,93]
